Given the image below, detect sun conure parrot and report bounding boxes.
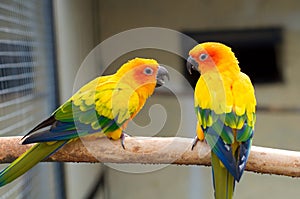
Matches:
[186,42,256,199]
[0,57,169,187]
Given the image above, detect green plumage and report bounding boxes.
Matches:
[212,152,234,199]
[0,141,66,186]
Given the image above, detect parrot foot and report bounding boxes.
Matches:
[191,136,199,150]
[120,132,131,149]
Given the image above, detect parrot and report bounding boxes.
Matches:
[186,42,256,199]
[0,57,169,187]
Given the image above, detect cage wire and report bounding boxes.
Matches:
[0,0,61,198]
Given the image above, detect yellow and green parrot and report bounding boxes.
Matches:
[187,42,256,199]
[0,57,169,187]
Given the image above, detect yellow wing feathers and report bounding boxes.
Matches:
[232,72,256,125]
[195,72,256,119]
[94,82,140,124]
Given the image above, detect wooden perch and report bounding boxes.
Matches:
[0,136,300,177]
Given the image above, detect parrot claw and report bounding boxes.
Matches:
[120,133,126,149]
[191,136,199,150]
[120,132,131,149]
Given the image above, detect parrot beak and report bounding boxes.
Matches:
[186,56,199,74]
[156,65,170,87]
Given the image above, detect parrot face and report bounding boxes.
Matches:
[115,58,169,96]
[187,42,239,75]
[187,50,215,74]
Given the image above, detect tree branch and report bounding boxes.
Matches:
[0,136,299,177]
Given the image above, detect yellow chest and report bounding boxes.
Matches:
[195,73,234,114]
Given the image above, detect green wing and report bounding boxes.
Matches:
[23,78,139,143]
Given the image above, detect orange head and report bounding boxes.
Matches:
[187,42,240,75]
[115,57,169,97]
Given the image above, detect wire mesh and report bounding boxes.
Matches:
[0,0,59,198]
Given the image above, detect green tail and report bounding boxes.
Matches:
[0,141,66,187]
[211,152,235,199]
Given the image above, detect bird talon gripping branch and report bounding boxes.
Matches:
[191,136,199,150]
[120,132,131,149]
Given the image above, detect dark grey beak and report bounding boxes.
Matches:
[156,65,170,87]
[186,56,199,74]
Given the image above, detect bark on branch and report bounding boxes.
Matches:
[0,136,299,178]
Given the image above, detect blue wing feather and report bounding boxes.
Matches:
[236,129,253,181]
[199,107,254,182]
[22,114,121,144]
[205,127,239,180]
[22,129,83,144]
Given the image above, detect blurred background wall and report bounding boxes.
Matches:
[1,0,300,198]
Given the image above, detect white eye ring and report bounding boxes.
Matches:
[143,67,153,75]
[199,53,208,61]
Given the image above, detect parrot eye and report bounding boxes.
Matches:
[199,53,208,61]
[143,67,153,75]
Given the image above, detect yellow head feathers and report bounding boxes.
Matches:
[188,42,240,76]
[116,58,159,77]
[114,58,159,92]
[113,57,169,100]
